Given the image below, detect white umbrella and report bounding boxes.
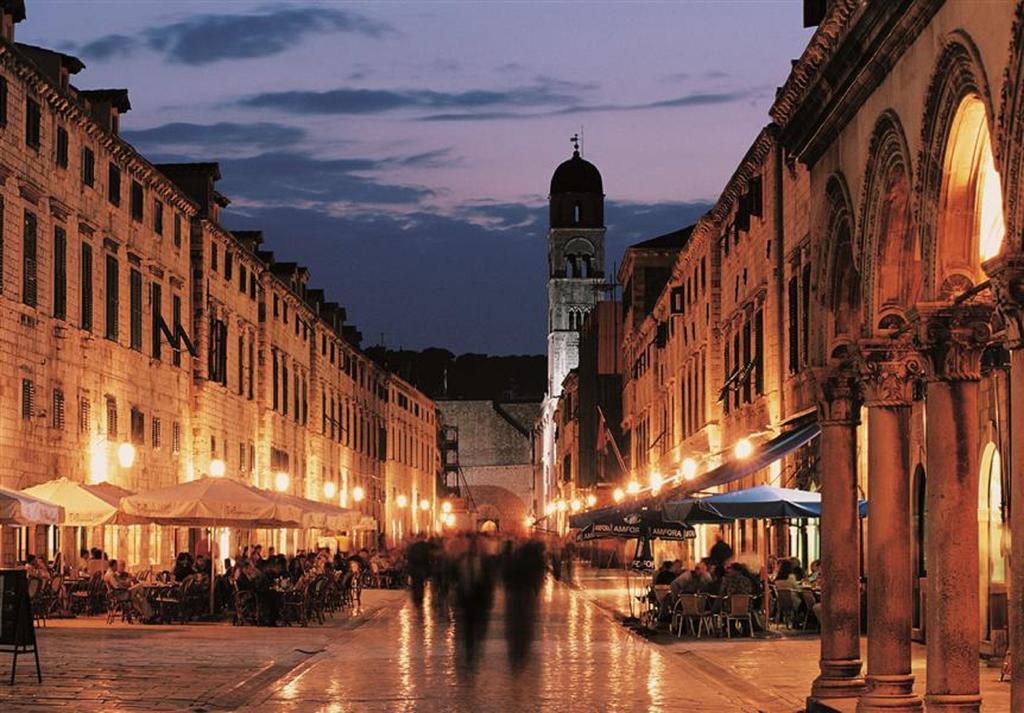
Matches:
[261,490,361,533]
[22,478,137,527]
[0,487,63,525]
[120,477,303,528]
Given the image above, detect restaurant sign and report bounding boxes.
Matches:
[576,522,695,542]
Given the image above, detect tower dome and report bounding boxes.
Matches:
[550,149,603,195]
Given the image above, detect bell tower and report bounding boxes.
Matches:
[546,135,606,397]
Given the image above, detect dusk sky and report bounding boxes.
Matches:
[24,2,813,355]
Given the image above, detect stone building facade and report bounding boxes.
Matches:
[0,4,437,564]
[589,1,1024,710]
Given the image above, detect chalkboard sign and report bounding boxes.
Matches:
[0,569,41,684]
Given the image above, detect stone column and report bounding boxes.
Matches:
[985,255,1024,711]
[809,368,866,704]
[916,304,993,712]
[857,341,924,713]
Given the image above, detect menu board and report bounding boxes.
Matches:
[0,569,40,684]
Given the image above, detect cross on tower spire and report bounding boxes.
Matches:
[570,133,580,156]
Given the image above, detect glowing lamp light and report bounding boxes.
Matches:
[352,485,365,503]
[556,500,568,513]
[544,502,556,516]
[649,471,663,492]
[209,459,225,477]
[274,471,290,492]
[445,513,456,527]
[586,494,597,507]
[682,457,698,481]
[441,500,452,514]
[323,481,337,499]
[419,499,430,511]
[524,515,536,528]
[396,494,409,508]
[612,487,625,503]
[734,438,754,460]
[570,499,582,513]
[117,442,136,469]
[626,480,640,495]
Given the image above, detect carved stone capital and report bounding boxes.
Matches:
[984,252,1024,348]
[913,302,994,382]
[857,339,925,408]
[810,367,862,426]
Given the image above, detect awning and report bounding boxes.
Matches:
[0,487,64,525]
[682,418,820,494]
[22,478,138,527]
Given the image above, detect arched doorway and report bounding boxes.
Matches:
[935,94,1005,293]
[978,443,1008,651]
[911,465,927,640]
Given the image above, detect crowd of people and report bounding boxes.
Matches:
[404,533,548,671]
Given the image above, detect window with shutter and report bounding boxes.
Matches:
[129,269,142,350]
[171,294,182,366]
[79,397,90,434]
[25,97,40,148]
[152,417,161,448]
[172,421,181,454]
[151,282,162,359]
[56,126,68,168]
[53,226,66,319]
[108,163,121,206]
[81,147,95,187]
[154,199,163,235]
[224,251,233,280]
[105,255,119,341]
[22,210,36,307]
[130,181,144,222]
[81,242,93,330]
[173,213,181,247]
[106,397,117,438]
[21,379,33,419]
[52,389,65,430]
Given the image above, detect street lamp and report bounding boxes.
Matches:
[419,499,430,511]
[209,459,225,477]
[444,513,456,527]
[734,438,754,459]
[441,500,452,514]
[323,481,337,499]
[556,500,568,513]
[117,442,136,469]
[396,494,408,508]
[682,457,698,481]
[524,515,536,528]
[570,498,582,513]
[626,480,640,495]
[544,502,556,516]
[612,487,625,503]
[352,485,365,503]
[274,471,290,492]
[586,494,597,507]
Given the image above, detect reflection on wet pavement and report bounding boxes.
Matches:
[256,578,758,712]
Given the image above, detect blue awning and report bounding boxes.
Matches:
[663,485,869,522]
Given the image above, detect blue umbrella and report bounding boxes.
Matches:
[664,484,868,521]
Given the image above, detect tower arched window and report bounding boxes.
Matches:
[574,202,581,224]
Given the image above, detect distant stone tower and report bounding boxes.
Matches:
[546,140,605,397]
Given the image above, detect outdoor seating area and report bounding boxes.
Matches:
[19,545,408,629]
[636,554,822,640]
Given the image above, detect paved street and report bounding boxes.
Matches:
[3,579,801,712]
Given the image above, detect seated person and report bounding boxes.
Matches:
[653,560,677,586]
[672,562,712,595]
